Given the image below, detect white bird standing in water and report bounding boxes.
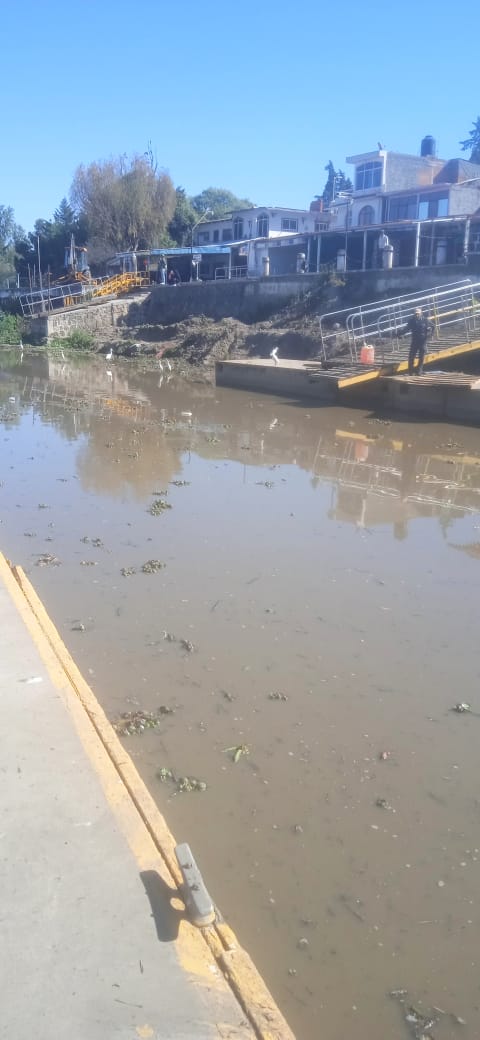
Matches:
[165,358,172,371]
[158,359,164,372]
[105,347,113,361]
[270,347,279,365]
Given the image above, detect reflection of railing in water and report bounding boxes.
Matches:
[313,431,480,520]
[319,279,480,364]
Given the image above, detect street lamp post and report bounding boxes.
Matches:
[190,208,212,281]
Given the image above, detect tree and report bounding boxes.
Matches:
[322,161,353,208]
[70,154,176,253]
[168,187,199,246]
[191,187,254,219]
[14,197,86,280]
[460,117,480,164]
[0,205,24,282]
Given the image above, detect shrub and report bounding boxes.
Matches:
[50,329,94,351]
[0,311,20,344]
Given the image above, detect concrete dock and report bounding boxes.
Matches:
[0,552,294,1040]
[215,357,480,422]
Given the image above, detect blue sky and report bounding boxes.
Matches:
[2,0,477,233]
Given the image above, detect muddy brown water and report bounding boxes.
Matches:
[1,349,480,1039]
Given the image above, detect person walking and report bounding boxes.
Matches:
[403,307,433,375]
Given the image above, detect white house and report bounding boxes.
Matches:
[193,206,318,247]
[323,137,480,269]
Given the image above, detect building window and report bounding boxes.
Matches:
[355,161,383,191]
[418,199,429,221]
[257,214,269,237]
[436,196,448,217]
[198,231,210,244]
[358,205,375,226]
[213,230,219,243]
[281,217,298,231]
[314,221,328,232]
[233,218,244,239]
[387,195,418,221]
[222,228,232,241]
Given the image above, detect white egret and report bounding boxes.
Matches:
[270,347,279,365]
[105,347,113,361]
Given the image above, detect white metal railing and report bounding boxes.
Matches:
[19,282,96,317]
[319,279,479,363]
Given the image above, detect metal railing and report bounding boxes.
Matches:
[19,282,94,316]
[19,271,151,317]
[319,279,480,363]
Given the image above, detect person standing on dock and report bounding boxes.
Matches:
[403,307,433,375]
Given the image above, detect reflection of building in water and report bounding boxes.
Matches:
[6,354,480,530]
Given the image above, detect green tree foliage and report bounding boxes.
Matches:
[0,205,24,282]
[14,197,87,280]
[70,154,176,252]
[168,188,199,246]
[460,117,480,164]
[322,161,353,208]
[191,187,254,219]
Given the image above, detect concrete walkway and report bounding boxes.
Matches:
[0,554,294,1040]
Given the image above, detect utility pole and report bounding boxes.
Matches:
[37,235,45,313]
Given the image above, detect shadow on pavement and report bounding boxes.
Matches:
[140,869,186,942]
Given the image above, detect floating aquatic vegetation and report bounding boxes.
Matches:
[452,702,471,713]
[269,692,288,701]
[256,481,274,488]
[35,553,60,567]
[121,567,136,577]
[180,638,195,653]
[142,559,166,574]
[387,988,462,1038]
[148,499,172,516]
[375,797,394,811]
[170,480,190,487]
[113,709,167,736]
[80,560,97,566]
[158,767,206,794]
[223,744,250,764]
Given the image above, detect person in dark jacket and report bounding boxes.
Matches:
[403,307,433,375]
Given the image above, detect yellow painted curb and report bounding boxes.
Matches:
[1,553,295,1040]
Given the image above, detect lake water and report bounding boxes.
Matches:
[1,349,479,1039]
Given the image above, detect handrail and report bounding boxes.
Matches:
[319,279,479,363]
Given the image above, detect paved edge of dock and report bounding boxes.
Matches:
[0,550,295,1040]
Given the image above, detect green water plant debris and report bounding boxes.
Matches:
[113,709,166,736]
[142,559,166,573]
[158,767,206,794]
[148,499,172,516]
[121,567,136,577]
[223,744,250,764]
[35,553,60,567]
